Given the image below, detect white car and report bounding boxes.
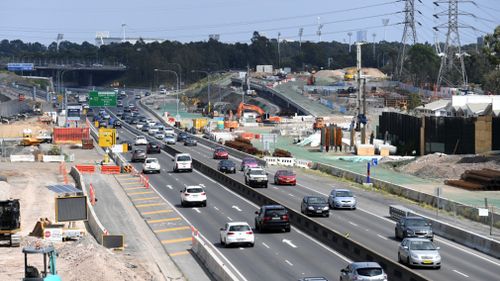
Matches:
[164,135,176,144]
[220,222,254,248]
[154,132,165,140]
[148,126,160,136]
[244,167,268,188]
[143,158,161,174]
[180,185,207,207]
[172,153,192,172]
[135,136,148,145]
[136,123,144,129]
[164,127,175,134]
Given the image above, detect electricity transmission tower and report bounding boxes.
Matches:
[434,0,471,88]
[396,0,419,79]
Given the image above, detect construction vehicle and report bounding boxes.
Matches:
[22,245,62,281]
[313,117,325,130]
[344,68,356,81]
[33,102,43,115]
[19,93,26,102]
[0,199,21,247]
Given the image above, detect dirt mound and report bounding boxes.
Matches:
[396,153,500,180]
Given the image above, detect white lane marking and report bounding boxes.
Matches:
[272,186,278,189]
[199,184,206,187]
[232,205,242,212]
[174,177,179,181]
[377,234,388,241]
[348,221,358,227]
[213,206,220,211]
[192,208,201,214]
[262,242,270,249]
[288,193,295,197]
[285,260,294,266]
[239,247,244,250]
[453,270,469,278]
[227,216,233,221]
[282,239,297,248]
[166,185,173,190]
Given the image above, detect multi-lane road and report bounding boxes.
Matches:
[107,93,500,281]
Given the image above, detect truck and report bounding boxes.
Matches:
[0,199,21,247]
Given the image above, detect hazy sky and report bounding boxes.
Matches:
[0,0,498,46]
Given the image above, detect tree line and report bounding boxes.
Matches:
[0,27,498,93]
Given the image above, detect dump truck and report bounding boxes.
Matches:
[0,199,21,247]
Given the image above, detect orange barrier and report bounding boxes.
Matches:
[139,175,150,188]
[101,165,121,174]
[53,128,90,144]
[75,165,95,174]
[240,132,254,140]
[122,165,133,173]
[60,162,69,184]
[89,184,96,206]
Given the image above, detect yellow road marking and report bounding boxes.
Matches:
[132,197,160,202]
[136,203,165,208]
[122,181,141,185]
[142,209,172,215]
[128,191,154,196]
[125,187,145,190]
[154,226,191,233]
[148,217,181,224]
[170,251,190,257]
[161,237,192,244]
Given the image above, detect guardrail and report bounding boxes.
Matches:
[389,205,500,259]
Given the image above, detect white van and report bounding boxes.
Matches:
[173,153,192,172]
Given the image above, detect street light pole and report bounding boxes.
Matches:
[166,63,182,91]
[154,68,180,119]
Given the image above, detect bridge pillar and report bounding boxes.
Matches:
[88,72,93,86]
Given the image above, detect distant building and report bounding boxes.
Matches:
[414,99,452,117]
[415,95,500,117]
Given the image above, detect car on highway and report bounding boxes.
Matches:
[163,134,176,145]
[240,157,259,171]
[254,205,290,232]
[142,158,161,174]
[328,189,356,210]
[113,120,122,128]
[180,185,207,207]
[301,196,329,217]
[172,153,192,172]
[117,101,123,107]
[244,167,268,188]
[116,111,123,118]
[184,137,197,146]
[154,131,165,140]
[273,170,297,186]
[136,122,145,129]
[177,132,189,142]
[213,147,229,159]
[340,262,387,281]
[130,118,139,125]
[135,94,141,99]
[298,278,329,281]
[145,92,151,96]
[146,143,161,154]
[131,149,147,163]
[220,222,254,248]
[398,238,441,269]
[134,136,148,146]
[395,216,434,241]
[218,160,236,173]
[148,126,160,136]
[102,113,111,119]
[141,124,151,132]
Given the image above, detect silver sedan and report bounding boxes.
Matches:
[398,238,441,269]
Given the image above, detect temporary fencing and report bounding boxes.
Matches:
[75,165,95,174]
[101,165,120,174]
[53,128,90,144]
[89,184,96,206]
[139,174,150,188]
[59,162,69,184]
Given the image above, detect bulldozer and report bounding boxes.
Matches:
[22,245,62,281]
[0,199,21,247]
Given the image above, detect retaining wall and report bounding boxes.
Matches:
[192,234,239,281]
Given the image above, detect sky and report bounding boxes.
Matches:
[0,0,498,46]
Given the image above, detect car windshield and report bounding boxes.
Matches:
[186,188,203,193]
[250,170,266,175]
[409,241,436,251]
[279,170,295,176]
[308,197,326,204]
[406,219,429,227]
[265,209,287,216]
[177,156,191,161]
[146,159,158,164]
[229,225,251,232]
[335,190,353,197]
[216,148,226,153]
[137,136,145,140]
[221,160,234,166]
[356,267,382,277]
[135,150,144,153]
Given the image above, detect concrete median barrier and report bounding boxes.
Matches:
[390,205,500,259]
[192,234,239,281]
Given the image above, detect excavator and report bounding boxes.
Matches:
[236,102,281,123]
[22,244,62,281]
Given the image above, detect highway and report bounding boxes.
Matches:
[110,93,500,281]
[116,126,353,281]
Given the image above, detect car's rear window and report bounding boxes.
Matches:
[249,170,265,175]
[356,267,382,277]
[145,159,157,164]
[177,156,191,161]
[265,209,287,216]
[279,170,295,176]
[187,188,203,193]
[229,225,251,231]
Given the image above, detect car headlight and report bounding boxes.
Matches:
[323,206,329,210]
[308,206,314,210]
[406,230,415,235]
[411,253,419,259]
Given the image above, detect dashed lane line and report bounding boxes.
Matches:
[143,209,173,215]
[136,202,166,208]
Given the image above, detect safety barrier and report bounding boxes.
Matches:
[75,165,96,174]
[192,232,239,281]
[101,165,120,174]
[389,205,500,259]
[10,154,35,162]
[53,127,89,144]
[295,159,313,169]
[139,174,150,188]
[122,165,133,173]
[263,156,295,167]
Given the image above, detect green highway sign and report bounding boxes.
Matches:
[89,91,117,107]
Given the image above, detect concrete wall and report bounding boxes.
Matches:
[474,115,492,154]
[192,234,239,281]
[70,166,106,244]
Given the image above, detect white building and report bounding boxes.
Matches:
[415,95,500,117]
[414,99,452,116]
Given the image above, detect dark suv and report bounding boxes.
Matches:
[395,216,434,241]
[254,205,290,232]
[301,196,329,217]
[146,143,161,154]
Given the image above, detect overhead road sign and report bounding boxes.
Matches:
[89,91,117,107]
[7,63,34,71]
[67,105,82,121]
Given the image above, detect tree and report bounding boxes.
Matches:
[483,25,500,66]
[406,44,439,86]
